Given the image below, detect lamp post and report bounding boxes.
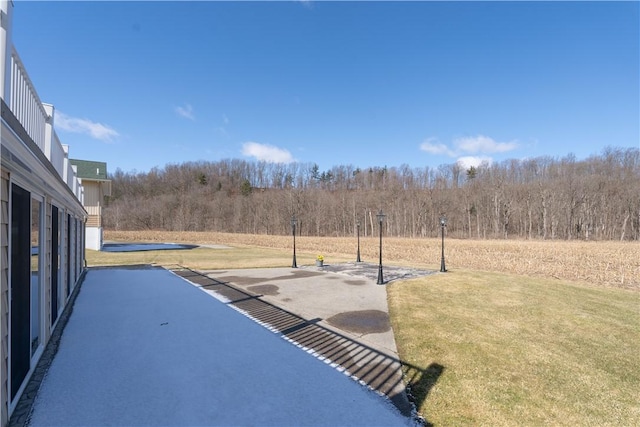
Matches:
[291,215,298,268]
[376,210,385,284]
[356,220,362,263]
[440,215,447,272]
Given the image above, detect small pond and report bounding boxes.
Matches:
[101,243,198,252]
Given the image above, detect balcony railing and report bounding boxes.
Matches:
[6,45,84,202]
[86,205,102,216]
[10,47,47,152]
[49,130,65,178]
[86,205,102,227]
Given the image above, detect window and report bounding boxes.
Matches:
[10,182,46,402]
[51,205,61,325]
[30,196,42,357]
[66,213,71,297]
[10,183,30,400]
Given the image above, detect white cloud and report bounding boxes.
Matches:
[419,138,455,156]
[420,135,518,161]
[175,104,195,120]
[55,111,119,142]
[457,156,493,170]
[241,142,294,163]
[454,135,518,154]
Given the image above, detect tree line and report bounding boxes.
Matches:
[103,146,640,241]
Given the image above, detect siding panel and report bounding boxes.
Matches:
[82,183,100,206]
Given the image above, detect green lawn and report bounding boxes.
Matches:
[388,270,640,426]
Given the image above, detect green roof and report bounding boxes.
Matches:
[69,159,109,180]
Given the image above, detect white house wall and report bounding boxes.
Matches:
[1,113,87,426]
[1,1,89,423]
[1,90,87,427]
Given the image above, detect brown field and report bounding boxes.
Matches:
[105,230,639,290]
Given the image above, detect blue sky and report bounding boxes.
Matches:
[11,1,639,174]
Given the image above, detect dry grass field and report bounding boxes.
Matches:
[96,231,640,425]
[104,230,639,289]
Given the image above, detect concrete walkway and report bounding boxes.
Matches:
[20,266,420,427]
[174,262,435,417]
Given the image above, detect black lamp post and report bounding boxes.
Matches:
[356,220,362,263]
[440,215,447,272]
[291,215,298,268]
[376,210,385,284]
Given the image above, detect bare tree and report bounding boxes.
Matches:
[103,148,640,241]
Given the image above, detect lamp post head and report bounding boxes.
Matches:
[440,215,447,227]
[291,215,297,228]
[377,210,385,224]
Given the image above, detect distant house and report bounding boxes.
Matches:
[1,2,87,425]
[69,159,111,250]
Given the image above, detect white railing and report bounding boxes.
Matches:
[49,130,65,178]
[63,145,71,182]
[10,47,46,152]
[71,164,78,195]
[7,44,85,203]
[86,205,102,216]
